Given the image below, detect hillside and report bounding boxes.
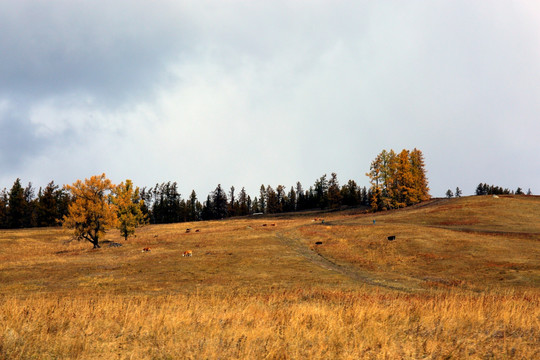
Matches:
[0,195,538,359]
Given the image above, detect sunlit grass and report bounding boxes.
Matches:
[0,195,539,359]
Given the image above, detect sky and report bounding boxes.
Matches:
[1,0,539,199]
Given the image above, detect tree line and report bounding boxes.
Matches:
[0,148,466,231]
[138,173,373,224]
[474,183,532,196]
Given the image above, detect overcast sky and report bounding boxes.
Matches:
[1,0,539,199]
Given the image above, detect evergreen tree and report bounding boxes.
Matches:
[238,187,248,216]
[7,178,26,228]
[187,190,200,221]
[266,185,279,214]
[36,181,69,227]
[201,195,213,220]
[212,184,228,219]
[446,189,454,198]
[327,172,342,209]
[295,182,305,211]
[286,186,296,212]
[276,185,286,213]
[341,179,359,206]
[252,196,260,213]
[228,186,236,217]
[247,195,252,214]
[259,185,266,213]
[0,188,8,228]
[455,187,462,197]
[361,186,368,206]
[314,174,329,208]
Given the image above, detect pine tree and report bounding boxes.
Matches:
[314,174,329,208]
[36,181,69,227]
[275,185,285,213]
[455,187,462,197]
[266,185,279,214]
[7,178,25,228]
[259,185,266,214]
[286,186,296,212]
[0,188,8,228]
[238,187,248,216]
[327,172,342,209]
[187,190,200,221]
[446,189,454,198]
[212,184,228,219]
[295,182,305,211]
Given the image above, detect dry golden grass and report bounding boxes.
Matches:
[1,195,539,359]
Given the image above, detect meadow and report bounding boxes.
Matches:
[0,195,538,359]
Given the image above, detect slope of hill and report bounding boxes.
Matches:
[0,195,538,359]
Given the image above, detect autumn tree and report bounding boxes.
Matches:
[112,179,146,241]
[367,148,430,211]
[63,174,117,248]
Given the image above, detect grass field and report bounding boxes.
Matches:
[1,195,539,359]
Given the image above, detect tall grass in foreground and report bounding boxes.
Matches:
[1,289,538,359]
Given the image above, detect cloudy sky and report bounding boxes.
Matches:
[1,0,539,199]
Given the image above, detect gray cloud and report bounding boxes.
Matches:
[0,1,539,197]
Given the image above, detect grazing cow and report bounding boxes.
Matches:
[315,241,323,245]
[142,247,151,252]
[387,236,396,241]
[262,224,267,227]
[195,229,200,232]
[186,228,191,233]
[183,250,193,257]
[271,223,276,226]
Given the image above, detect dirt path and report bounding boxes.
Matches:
[274,230,416,292]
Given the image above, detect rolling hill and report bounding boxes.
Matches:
[0,195,538,359]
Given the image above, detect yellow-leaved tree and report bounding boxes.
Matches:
[63,174,117,248]
[112,179,147,241]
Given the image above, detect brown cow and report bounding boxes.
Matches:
[142,247,151,252]
[183,250,193,257]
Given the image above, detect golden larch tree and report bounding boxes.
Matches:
[63,174,117,248]
[113,179,147,241]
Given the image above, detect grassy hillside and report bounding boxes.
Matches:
[0,196,538,359]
